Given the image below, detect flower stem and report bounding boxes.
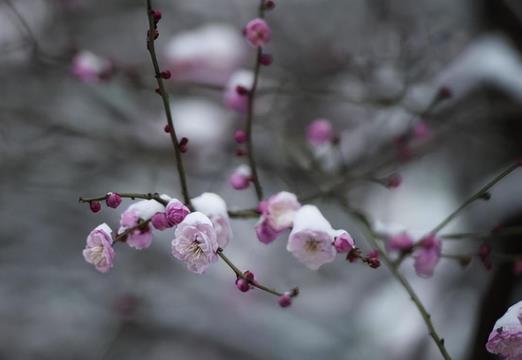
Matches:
[145,0,192,209]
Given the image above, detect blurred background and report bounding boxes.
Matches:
[1,0,522,359]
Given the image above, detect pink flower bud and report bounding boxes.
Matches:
[150,9,162,22]
[234,129,248,144]
[413,121,431,140]
[307,118,334,146]
[255,219,280,244]
[333,231,355,253]
[366,250,381,269]
[243,18,272,48]
[236,85,249,96]
[164,124,172,133]
[436,86,452,100]
[235,278,250,292]
[244,270,255,281]
[513,259,522,275]
[165,199,190,226]
[278,293,292,308]
[151,212,170,230]
[159,70,171,79]
[229,165,251,190]
[106,192,122,208]
[89,201,101,213]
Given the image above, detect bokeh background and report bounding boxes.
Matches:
[2,0,522,359]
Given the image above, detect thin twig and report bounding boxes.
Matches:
[79,192,168,206]
[429,162,519,234]
[145,0,192,209]
[340,202,453,360]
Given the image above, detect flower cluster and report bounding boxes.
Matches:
[82,192,231,274]
[252,193,375,271]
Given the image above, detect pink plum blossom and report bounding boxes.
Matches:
[191,193,232,249]
[307,118,334,146]
[387,232,414,252]
[229,165,251,190]
[243,18,272,48]
[287,205,337,270]
[224,70,254,113]
[171,212,219,274]
[413,235,441,278]
[118,198,167,250]
[83,223,115,273]
[486,301,522,359]
[165,199,190,226]
[72,50,112,83]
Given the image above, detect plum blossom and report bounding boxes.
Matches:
[224,70,254,113]
[171,212,219,274]
[229,164,251,190]
[243,18,272,48]
[72,50,112,82]
[119,198,168,250]
[307,118,334,146]
[486,301,522,359]
[255,191,301,244]
[151,212,170,231]
[287,205,337,270]
[163,24,245,85]
[165,199,190,226]
[192,193,232,249]
[387,232,414,252]
[83,223,115,273]
[413,235,442,278]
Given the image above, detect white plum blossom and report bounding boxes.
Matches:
[71,50,112,82]
[191,192,232,249]
[255,191,301,244]
[287,205,337,270]
[171,212,219,274]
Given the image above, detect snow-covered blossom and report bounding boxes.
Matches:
[307,119,334,146]
[243,18,272,48]
[192,193,232,249]
[255,191,301,244]
[171,212,219,274]
[223,69,254,113]
[163,24,245,85]
[83,223,115,273]
[165,199,190,226]
[229,164,251,190]
[387,232,414,252]
[287,205,337,270]
[413,235,441,278]
[118,198,167,250]
[486,301,522,359]
[72,51,112,83]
